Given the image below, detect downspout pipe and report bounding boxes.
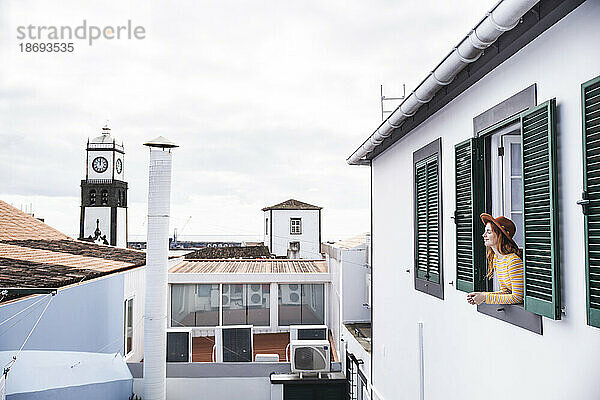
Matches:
[143,136,178,400]
[347,0,540,165]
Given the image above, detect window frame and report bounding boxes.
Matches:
[413,138,444,299]
[470,85,543,334]
[123,296,134,357]
[290,218,302,235]
[277,283,325,326]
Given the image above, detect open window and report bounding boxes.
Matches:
[454,86,561,333]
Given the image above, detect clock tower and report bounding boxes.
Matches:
[79,123,128,247]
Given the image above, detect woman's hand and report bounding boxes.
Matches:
[467,292,485,305]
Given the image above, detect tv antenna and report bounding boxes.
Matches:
[380,84,406,121]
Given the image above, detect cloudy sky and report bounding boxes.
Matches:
[0,0,492,242]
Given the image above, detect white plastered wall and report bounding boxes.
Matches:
[117,207,127,248]
[83,207,111,239]
[269,209,320,259]
[371,2,600,399]
[124,266,146,362]
[87,151,114,180]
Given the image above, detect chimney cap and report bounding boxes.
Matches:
[143,136,179,149]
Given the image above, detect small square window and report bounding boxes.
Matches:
[290,218,302,234]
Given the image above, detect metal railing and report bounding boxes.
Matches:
[346,351,369,400]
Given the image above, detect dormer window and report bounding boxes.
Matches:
[89,190,96,205]
[101,189,108,205]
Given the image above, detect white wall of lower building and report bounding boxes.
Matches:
[133,377,270,400]
[370,3,600,399]
[124,267,145,362]
[267,209,321,259]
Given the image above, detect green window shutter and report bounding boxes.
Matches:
[582,76,600,328]
[454,137,486,292]
[521,99,561,320]
[413,138,443,299]
[416,155,440,283]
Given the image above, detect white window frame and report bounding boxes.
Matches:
[489,124,522,290]
[124,296,134,358]
[502,135,523,248]
[290,218,302,234]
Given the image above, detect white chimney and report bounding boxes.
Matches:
[143,136,178,400]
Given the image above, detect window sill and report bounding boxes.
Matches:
[477,303,542,334]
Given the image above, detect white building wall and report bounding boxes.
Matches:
[117,207,127,248]
[83,206,111,239]
[133,378,270,400]
[124,267,146,362]
[327,252,342,352]
[268,209,320,259]
[87,151,115,180]
[371,3,600,399]
[341,248,370,323]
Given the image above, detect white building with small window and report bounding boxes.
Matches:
[348,1,600,399]
[262,199,322,259]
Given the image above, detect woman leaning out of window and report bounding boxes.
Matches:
[467,213,524,306]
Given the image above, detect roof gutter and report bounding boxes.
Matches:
[347,0,540,165]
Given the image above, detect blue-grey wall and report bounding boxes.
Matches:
[0,274,125,354]
[7,380,132,400]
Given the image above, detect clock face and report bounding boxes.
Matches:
[116,158,123,174]
[92,156,109,173]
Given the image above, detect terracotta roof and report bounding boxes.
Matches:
[0,201,70,241]
[0,200,146,302]
[262,199,322,211]
[170,259,327,274]
[185,245,271,260]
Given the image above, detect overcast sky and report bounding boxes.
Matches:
[0,0,492,242]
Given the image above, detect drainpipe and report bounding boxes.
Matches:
[347,0,540,165]
[143,136,178,400]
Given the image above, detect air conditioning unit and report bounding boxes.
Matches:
[214,325,253,362]
[281,284,301,305]
[166,328,192,362]
[290,325,328,341]
[247,284,263,306]
[210,287,220,305]
[290,340,330,373]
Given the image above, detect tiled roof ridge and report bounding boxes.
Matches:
[261,199,322,211]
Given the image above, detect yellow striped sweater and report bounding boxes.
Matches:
[484,253,524,304]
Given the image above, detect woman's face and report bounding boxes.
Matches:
[482,223,498,248]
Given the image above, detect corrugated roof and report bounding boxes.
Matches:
[262,199,322,211]
[170,259,327,274]
[0,200,146,301]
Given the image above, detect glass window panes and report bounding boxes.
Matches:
[510,142,521,175]
[171,284,219,327]
[124,298,133,355]
[511,178,522,211]
[222,284,246,325]
[278,284,324,325]
[301,284,325,325]
[247,284,270,326]
[290,218,302,234]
